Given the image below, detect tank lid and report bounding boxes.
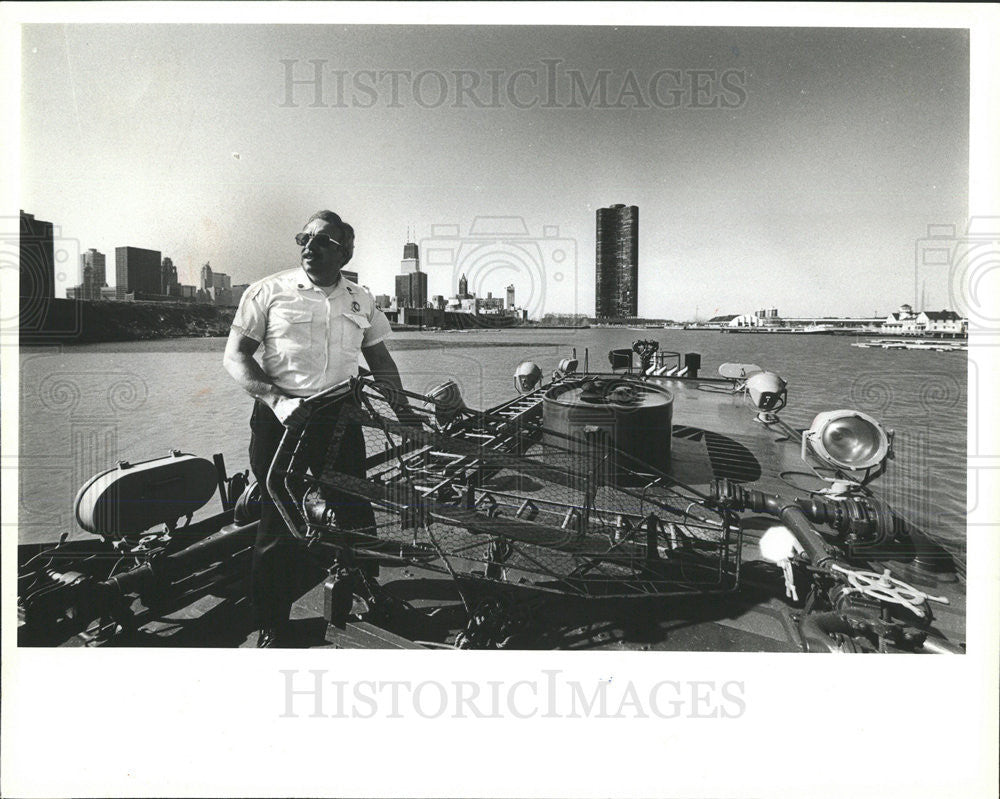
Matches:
[545,378,672,409]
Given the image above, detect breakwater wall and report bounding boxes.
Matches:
[394,307,522,329]
[19,297,235,343]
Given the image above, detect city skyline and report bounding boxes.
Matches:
[20,204,976,321]
[29,208,540,313]
[28,197,977,320]
[17,24,970,319]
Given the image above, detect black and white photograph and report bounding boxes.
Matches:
[3,3,998,797]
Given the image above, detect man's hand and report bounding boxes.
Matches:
[272,396,308,427]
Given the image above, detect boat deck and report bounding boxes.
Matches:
[287,375,963,650]
[21,373,966,651]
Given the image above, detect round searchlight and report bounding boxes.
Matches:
[804,409,893,472]
[514,361,543,394]
[745,371,787,413]
[425,380,467,426]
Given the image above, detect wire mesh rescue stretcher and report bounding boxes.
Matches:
[266,376,743,600]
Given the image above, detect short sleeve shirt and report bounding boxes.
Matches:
[232,268,392,397]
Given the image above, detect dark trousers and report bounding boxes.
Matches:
[248,400,375,626]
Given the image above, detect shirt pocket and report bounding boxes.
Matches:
[342,312,371,352]
[269,307,312,353]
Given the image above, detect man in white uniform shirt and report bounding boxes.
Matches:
[224,210,408,647]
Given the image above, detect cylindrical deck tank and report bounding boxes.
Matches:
[543,378,673,485]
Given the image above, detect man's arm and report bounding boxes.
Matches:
[223,329,307,425]
[361,340,411,410]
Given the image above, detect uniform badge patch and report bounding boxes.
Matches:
[351,300,361,312]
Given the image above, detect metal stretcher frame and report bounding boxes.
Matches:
[266,376,743,600]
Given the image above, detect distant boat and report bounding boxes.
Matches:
[796,324,835,334]
[851,339,967,352]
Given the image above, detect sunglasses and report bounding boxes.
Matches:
[295,231,345,249]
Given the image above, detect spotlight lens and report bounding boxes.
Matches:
[822,418,882,465]
[514,361,542,393]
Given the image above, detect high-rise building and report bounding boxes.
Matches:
[395,272,427,308]
[19,211,55,302]
[395,237,426,308]
[506,284,515,309]
[341,269,359,284]
[211,272,233,305]
[595,204,639,319]
[161,257,178,296]
[116,246,162,299]
[77,248,107,300]
[457,273,471,299]
[375,294,392,309]
[197,265,234,304]
[478,295,505,313]
[400,240,419,275]
[212,271,231,292]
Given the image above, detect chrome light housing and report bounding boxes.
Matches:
[425,380,466,427]
[745,371,787,412]
[557,357,579,376]
[802,409,894,475]
[514,361,542,394]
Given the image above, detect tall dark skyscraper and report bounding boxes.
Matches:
[81,249,107,299]
[161,257,178,296]
[395,238,426,308]
[19,211,55,302]
[116,246,162,298]
[595,204,639,319]
[395,272,427,308]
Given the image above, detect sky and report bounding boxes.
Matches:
[20,24,969,320]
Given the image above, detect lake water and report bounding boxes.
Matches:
[17,329,967,556]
